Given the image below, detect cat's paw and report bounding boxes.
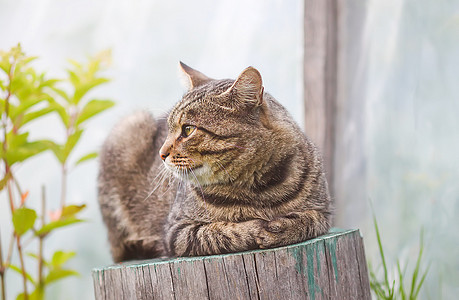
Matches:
[255,218,292,249]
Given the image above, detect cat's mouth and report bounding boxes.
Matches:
[164,162,213,185]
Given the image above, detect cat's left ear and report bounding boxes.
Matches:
[179,62,213,90]
[222,67,264,107]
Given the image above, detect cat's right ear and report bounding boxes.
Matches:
[179,62,212,90]
[219,66,264,108]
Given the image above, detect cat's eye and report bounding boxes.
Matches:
[182,125,196,137]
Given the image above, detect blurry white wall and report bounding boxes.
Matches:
[0,0,303,299]
[338,1,459,298]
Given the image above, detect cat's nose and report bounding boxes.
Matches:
[159,150,170,161]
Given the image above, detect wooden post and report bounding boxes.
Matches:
[303,0,338,195]
[92,229,370,300]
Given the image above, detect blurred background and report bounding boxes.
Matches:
[0,0,458,299]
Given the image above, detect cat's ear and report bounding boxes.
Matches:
[222,67,264,107]
[179,62,212,89]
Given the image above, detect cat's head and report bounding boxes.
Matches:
[159,62,269,186]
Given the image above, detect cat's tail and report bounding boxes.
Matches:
[97,111,167,261]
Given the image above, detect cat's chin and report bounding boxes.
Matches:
[167,163,215,186]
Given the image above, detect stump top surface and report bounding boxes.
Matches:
[94,228,358,271]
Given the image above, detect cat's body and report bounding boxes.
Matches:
[98,63,331,262]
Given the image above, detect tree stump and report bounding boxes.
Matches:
[92,229,371,299]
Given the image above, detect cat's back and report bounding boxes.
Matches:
[98,111,174,261]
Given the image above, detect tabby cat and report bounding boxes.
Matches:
[98,63,331,262]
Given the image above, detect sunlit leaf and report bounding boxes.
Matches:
[16,290,43,300]
[63,129,83,160]
[45,268,79,285]
[75,99,114,126]
[51,250,76,268]
[47,141,65,164]
[39,78,60,88]
[72,78,109,104]
[61,204,86,218]
[67,69,80,88]
[6,139,54,165]
[8,264,36,285]
[49,86,70,103]
[48,100,69,127]
[35,217,84,237]
[0,173,12,191]
[20,106,55,126]
[75,151,98,166]
[11,93,53,120]
[26,252,50,268]
[12,207,37,236]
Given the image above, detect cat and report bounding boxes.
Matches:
[98,62,331,262]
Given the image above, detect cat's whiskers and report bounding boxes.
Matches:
[144,166,171,201]
[162,166,178,196]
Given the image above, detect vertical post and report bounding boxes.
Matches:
[303,0,338,196]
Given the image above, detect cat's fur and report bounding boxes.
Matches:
[98,63,331,262]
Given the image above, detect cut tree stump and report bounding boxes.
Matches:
[92,229,371,300]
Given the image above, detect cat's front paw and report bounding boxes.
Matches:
[255,218,293,249]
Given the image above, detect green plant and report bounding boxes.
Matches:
[369,213,429,300]
[0,44,114,300]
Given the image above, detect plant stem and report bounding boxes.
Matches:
[60,164,67,209]
[0,49,15,300]
[4,233,14,269]
[0,230,6,300]
[15,235,28,300]
[38,186,46,291]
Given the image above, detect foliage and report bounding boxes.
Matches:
[369,213,429,300]
[0,44,114,300]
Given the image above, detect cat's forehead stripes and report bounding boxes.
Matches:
[168,79,233,128]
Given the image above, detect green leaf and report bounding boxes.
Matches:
[44,130,84,165]
[75,99,114,126]
[63,129,83,160]
[16,290,43,300]
[45,268,79,285]
[51,250,76,268]
[61,204,86,218]
[39,78,60,89]
[35,217,84,237]
[20,106,55,126]
[48,100,69,127]
[6,139,53,165]
[10,93,53,121]
[47,141,65,164]
[8,264,36,285]
[12,207,37,236]
[0,173,12,191]
[26,252,50,268]
[72,78,109,104]
[49,86,70,103]
[75,151,98,166]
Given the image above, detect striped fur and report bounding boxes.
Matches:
[98,64,331,261]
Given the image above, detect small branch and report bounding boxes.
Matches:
[0,229,6,300]
[38,186,46,290]
[1,46,17,300]
[12,174,24,205]
[4,233,14,269]
[16,235,28,300]
[5,171,15,213]
[60,164,67,209]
